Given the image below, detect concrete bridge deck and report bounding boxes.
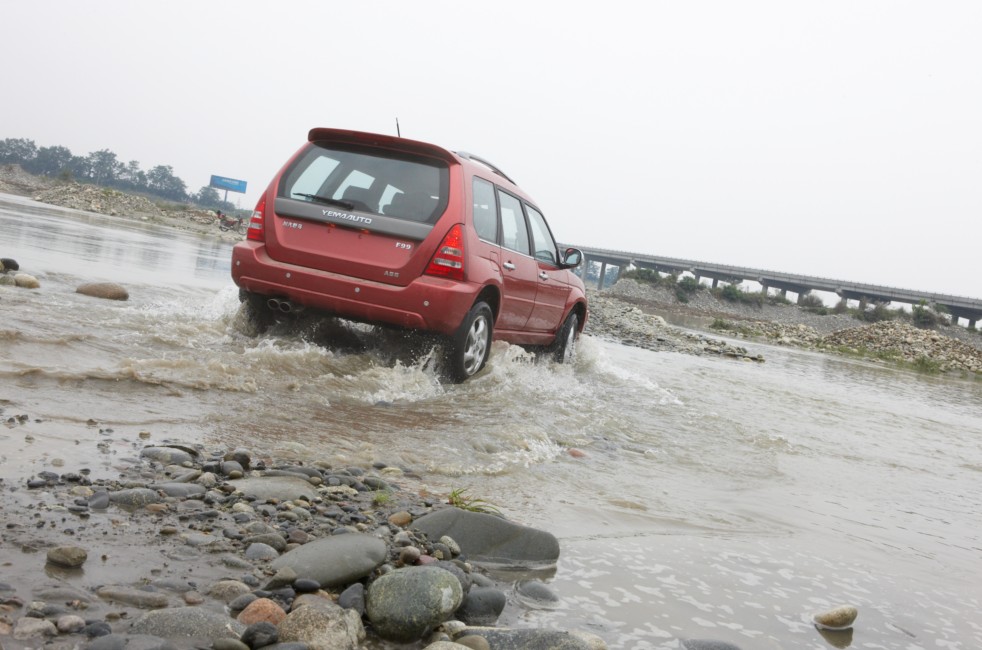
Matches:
[567,245,982,328]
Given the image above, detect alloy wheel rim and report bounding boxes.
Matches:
[462,316,489,375]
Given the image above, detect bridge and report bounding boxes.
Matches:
[567,245,982,329]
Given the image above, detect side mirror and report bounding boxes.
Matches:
[563,248,583,268]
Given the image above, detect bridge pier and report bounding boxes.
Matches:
[712,278,719,289]
[597,262,608,290]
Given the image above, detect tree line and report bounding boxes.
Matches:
[0,137,232,211]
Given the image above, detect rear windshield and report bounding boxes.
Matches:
[279,142,449,224]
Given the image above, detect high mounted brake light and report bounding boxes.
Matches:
[424,224,465,281]
[246,196,266,242]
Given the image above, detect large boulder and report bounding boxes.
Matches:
[366,565,464,642]
[14,272,39,288]
[270,534,386,587]
[412,508,560,568]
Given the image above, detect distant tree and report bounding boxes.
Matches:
[86,149,122,186]
[195,186,222,207]
[146,165,187,201]
[118,160,147,190]
[25,145,74,176]
[0,138,38,164]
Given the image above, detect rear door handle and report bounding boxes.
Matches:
[503,262,516,271]
[539,272,549,280]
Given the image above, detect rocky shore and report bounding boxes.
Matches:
[1,433,613,650]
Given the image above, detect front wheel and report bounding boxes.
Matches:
[444,301,494,383]
[550,312,579,364]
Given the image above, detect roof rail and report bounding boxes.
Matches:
[455,151,516,185]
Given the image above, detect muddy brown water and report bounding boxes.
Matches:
[2,193,981,649]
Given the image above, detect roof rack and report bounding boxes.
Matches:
[455,151,516,185]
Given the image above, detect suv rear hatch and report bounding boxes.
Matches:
[264,129,456,287]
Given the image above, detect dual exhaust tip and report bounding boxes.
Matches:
[266,297,302,314]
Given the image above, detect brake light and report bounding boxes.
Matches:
[246,196,266,242]
[425,224,465,281]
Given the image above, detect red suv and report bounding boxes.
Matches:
[231,128,587,382]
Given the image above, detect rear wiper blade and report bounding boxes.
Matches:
[293,193,354,209]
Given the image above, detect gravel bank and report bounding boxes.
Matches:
[588,279,982,375]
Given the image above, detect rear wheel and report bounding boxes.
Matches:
[236,290,275,336]
[550,312,579,364]
[445,301,493,383]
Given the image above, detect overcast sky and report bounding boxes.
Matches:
[3,1,980,297]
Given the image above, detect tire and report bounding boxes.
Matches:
[444,301,494,383]
[550,311,579,364]
[236,290,275,335]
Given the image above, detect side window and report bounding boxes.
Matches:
[472,178,498,242]
[526,205,558,265]
[498,191,530,256]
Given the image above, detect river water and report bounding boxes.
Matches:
[2,194,981,649]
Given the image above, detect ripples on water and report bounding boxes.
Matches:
[2,197,981,648]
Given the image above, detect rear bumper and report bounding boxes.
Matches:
[231,242,478,336]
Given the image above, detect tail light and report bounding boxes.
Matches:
[425,224,465,281]
[246,195,266,242]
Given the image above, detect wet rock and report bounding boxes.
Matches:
[85,620,114,637]
[452,637,492,650]
[230,476,318,501]
[412,508,560,567]
[89,490,111,509]
[400,546,422,565]
[140,446,194,466]
[515,580,560,608]
[109,488,164,507]
[13,272,40,289]
[277,598,365,650]
[338,582,365,614]
[456,586,507,625]
[366,565,464,642]
[388,511,412,527]
[56,614,87,633]
[13,616,57,639]
[237,597,287,626]
[76,282,129,301]
[240,621,278,649]
[207,580,253,603]
[149,482,206,498]
[245,542,279,561]
[214,639,250,650]
[1,257,19,271]
[244,533,287,553]
[129,606,246,639]
[96,586,169,609]
[270,533,386,588]
[813,604,859,629]
[46,545,88,567]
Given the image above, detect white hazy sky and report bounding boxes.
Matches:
[3,1,980,297]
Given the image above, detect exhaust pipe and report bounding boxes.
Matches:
[266,297,303,314]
